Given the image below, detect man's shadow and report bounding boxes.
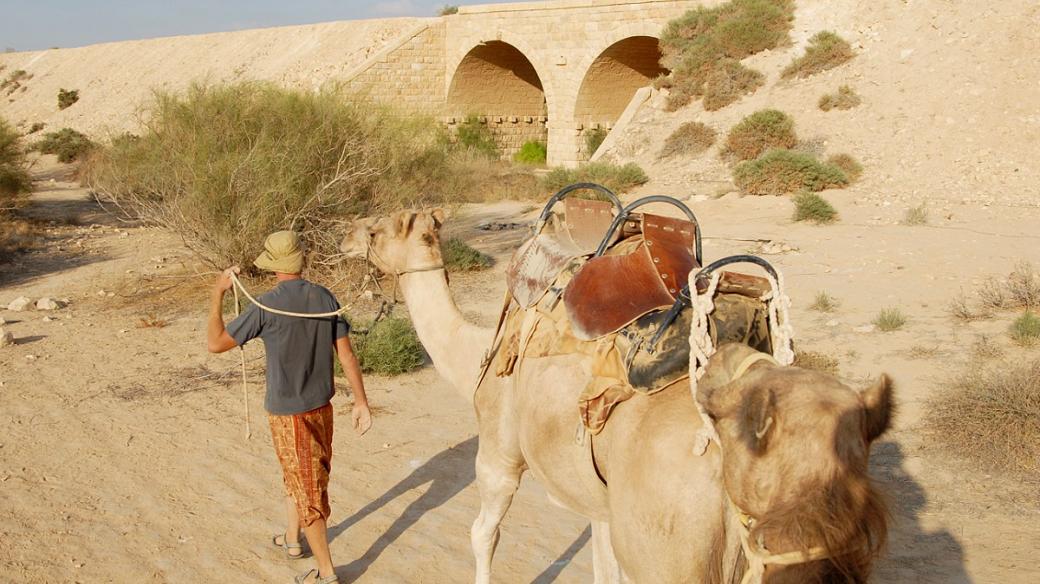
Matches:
[871,441,973,583]
[330,436,477,582]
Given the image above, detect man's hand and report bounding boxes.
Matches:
[352,403,372,436]
[215,266,241,293]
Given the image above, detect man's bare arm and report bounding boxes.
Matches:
[207,267,240,354]
[335,335,372,435]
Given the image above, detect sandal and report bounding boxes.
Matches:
[294,568,339,584]
[271,533,307,559]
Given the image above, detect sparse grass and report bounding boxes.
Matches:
[351,317,426,375]
[826,153,862,182]
[1009,311,1040,346]
[809,291,839,312]
[792,191,838,224]
[901,204,928,226]
[873,307,907,332]
[456,114,499,159]
[948,289,991,322]
[725,109,797,160]
[971,335,1004,360]
[793,350,838,375]
[906,345,941,360]
[781,31,855,79]
[659,0,794,111]
[441,237,492,271]
[34,128,94,163]
[540,161,648,195]
[0,69,31,95]
[57,88,79,110]
[513,140,547,165]
[659,121,717,159]
[584,127,608,158]
[925,358,1040,477]
[137,314,169,329]
[818,85,861,111]
[733,149,847,196]
[1,117,32,207]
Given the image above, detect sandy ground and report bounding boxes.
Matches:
[1,157,1038,583]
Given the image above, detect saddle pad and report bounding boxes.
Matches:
[561,198,616,255]
[506,231,582,308]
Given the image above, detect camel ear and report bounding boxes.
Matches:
[392,211,416,236]
[861,374,894,443]
[430,208,446,229]
[743,386,776,453]
[356,217,379,235]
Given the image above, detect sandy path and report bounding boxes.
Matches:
[2,167,1039,583]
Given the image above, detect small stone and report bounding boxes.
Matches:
[42,316,54,322]
[36,297,65,311]
[7,297,32,311]
[853,324,876,333]
[0,316,6,325]
[826,319,840,327]
[107,292,115,298]
[25,354,37,361]
[97,290,107,297]
[0,328,14,348]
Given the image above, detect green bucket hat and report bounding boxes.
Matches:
[254,231,305,274]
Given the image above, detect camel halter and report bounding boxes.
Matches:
[363,240,445,305]
[731,499,832,584]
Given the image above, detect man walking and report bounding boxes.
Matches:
[207,231,371,584]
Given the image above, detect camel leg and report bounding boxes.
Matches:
[591,521,623,584]
[471,453,523,584]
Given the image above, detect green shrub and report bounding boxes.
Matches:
[456,114,498,159]
[437,4,459,15]
[733,149,847,196]
[541,162,648,195]
[818,85,861,111]
[351,317,426,375]
[84,82,477,270]
[659,0,793,111]
[584,127,608,158]
[0,118,32,205]
[513,140,547,165]
[826,153,862,182]
[792,191,838,224]
[659,121,716,159]
[901,204,928,226]
[442,237,492,271]
[35,128,94,162]
[1010,311,1040,346]
[57,88,79,110]
[925,358,1040,477]
[725,109,797,160]
[782,31,855,79]
[873,308,907,332]
[27,122,45,134]
[1,69,30,95]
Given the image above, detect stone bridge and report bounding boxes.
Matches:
[345,0,705,166]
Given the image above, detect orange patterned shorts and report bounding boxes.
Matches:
[268,403,334,526]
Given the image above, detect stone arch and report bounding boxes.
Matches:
[574,35,668,130]
[446,40,548,158]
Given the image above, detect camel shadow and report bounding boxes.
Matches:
[530,524,591,584]
[331,436,477,582]
[870,441,973,583]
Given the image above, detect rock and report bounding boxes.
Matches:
[36,297,65,311]
[7,297,32,311]
[0,328,14,348]
[853,324,876,333]
[42,316,54,322]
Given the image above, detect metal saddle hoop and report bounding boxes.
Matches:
[563,195,703,341]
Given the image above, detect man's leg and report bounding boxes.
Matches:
[285,496,301,544]
[302,518,334,578]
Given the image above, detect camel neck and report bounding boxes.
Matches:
[399,269,494,402]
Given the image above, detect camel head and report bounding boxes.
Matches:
[698,343,893,582]
[340,209,447,274]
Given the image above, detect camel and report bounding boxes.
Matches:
[340,209,894,583]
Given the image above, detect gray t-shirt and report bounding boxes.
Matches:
[227,279,350,415]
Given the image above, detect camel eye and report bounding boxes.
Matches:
[421,233,434,245]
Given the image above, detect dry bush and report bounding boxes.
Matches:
[792,191,838,224]
[781,31,855,79]
[1,117,32,208]
[84,82,499,275]
[826,153,862,182]
[818,85,861,111]
[733,149,847,196]
[659,0,793,111]
[948,289,991,322]
[725,109,797,161]
[137,314,169,329]
[659,121,717,159]
[1005,262,1040,309]
[925,358,1040,478]
[0,217,39,263]
[901,204,928,226]
[0,69,31,95]
[906,345,941,360]
[971,335,1004,360]
[793,350,838,375]
[976,276,1010,311]
[809,291,838,312]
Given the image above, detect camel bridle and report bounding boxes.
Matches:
[361,236,445,307]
